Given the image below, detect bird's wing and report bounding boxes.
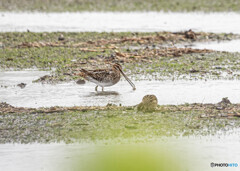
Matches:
[81,69,113,82]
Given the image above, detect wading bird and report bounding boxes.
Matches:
[76,63,136,91]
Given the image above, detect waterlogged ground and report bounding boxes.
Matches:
[1,32,240,83]
[190,39,240,53]
[1,5,240,170]
[1,32,240,144]
[1,99,240,143]
[1,70,240,107]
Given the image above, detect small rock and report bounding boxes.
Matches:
[17,83,26,89]
[76,79,85,84]
[137,94,158,112]
[58,34,65,41]
[0,102,13,108]
[218,97,231,105]
[216,97,231,110]
[184,29,197,40]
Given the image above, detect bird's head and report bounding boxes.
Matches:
[112,63,136,90]
[112,63,122,71]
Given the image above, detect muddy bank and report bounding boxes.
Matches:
[1,99,240,143]
[1,31,235,48]
[1,32,240,82]
[3,50,240,82]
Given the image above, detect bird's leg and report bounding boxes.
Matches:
[102,87,104,91]
[95,85,98,91]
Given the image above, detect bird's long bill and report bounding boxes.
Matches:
[118,68,136,90]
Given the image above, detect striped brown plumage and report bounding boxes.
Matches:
[76,63,136,91]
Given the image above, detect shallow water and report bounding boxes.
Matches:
[1,70,240,107]
[1,71,240,170]
[190,39,240,53]
[1,12,240,33]
[0,143,91,171]
[1,132,240,171]
[0,70,50,84]
[128,39,240,53]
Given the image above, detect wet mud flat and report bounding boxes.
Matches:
[1,98,240,143]
[1,31,240,143]
[1,31,240,83]
[0,30,240,171]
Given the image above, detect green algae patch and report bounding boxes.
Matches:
[1,32,240,82]
[128,52,240,80]
[1,0,240,12]
[1,102,240,143]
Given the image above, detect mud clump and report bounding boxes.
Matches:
[216,97,231,110]
[76,79,86,84]
[17,83,26,89]
[137,95,158,112]
[34,75,56,83]
[218,97,231,105]
[184,29,197,40]
[0,102,14,109]
[58,34,65,41]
